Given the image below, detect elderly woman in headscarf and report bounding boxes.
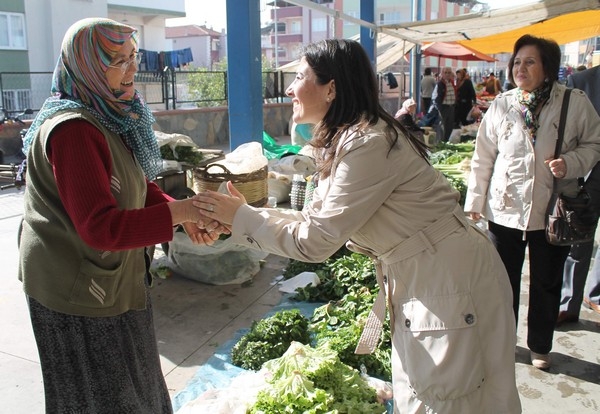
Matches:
[395,98,425,142]
[18,18,223,413]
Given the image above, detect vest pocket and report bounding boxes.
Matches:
[400,292,485,401]
[68,259,122,308]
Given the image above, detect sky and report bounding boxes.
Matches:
[165,0,270,31]
[165,0,540,31]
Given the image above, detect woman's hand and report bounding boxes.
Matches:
[181,221,222,245]
[193,181,247,226]
[468,212,481,221]
[545,157,567,178]
[168,199,231,245]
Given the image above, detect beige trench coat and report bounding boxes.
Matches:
[230,120,521,413]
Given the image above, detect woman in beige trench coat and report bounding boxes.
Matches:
[194,39,521,414]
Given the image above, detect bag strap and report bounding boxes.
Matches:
[552,88,572,193]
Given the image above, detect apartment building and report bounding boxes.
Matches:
[0,0,185,112]
[263,0,475,70]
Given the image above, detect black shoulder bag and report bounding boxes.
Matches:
[545,88,599,246]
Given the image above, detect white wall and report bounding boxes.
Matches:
[170,36,210,68]
[25,0,108,72]
[24,0,184,72]
[109,0,184,14]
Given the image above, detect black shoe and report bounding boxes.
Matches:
[555,311,579,327]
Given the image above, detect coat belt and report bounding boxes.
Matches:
[354,205,469,354]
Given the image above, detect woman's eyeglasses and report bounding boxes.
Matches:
[108,52,143,73]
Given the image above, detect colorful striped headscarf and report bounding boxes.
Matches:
[23,17,162,179]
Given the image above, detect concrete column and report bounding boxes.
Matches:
[225,0,264,150]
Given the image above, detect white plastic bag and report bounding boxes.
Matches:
[278,271,320,293]
[155,131,198,155]
[448,128,463,143]
[176,370,267,414]
[217,142,268,175]
[167,232,268,285]
[267,155,316,203]
[267,170,292,203]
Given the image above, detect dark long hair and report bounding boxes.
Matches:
[303,39,429,178]
[507,34,561,86]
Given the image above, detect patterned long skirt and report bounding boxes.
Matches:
[27,294,173,414]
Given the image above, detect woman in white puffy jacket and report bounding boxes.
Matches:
[464,34,600,371]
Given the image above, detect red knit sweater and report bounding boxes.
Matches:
[47,119,175,251]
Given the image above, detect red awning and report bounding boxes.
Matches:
[421,41,497,62]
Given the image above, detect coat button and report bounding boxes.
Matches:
[464,313,475,324]
[405,319,411,328]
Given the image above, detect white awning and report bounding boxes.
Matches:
[380,0,599,45]
[278,0,600,71]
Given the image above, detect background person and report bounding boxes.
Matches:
[194,39,521,414]
[394,98,425,142]
[18,18,221,413]
[484,72,502,95]
[464,34,600,371]
[559,64,600,325]
[476,74,488,90]
[420,67,436,114]
[431,67,456,142]
[454,68,477,127]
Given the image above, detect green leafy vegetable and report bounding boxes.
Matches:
[231,309,311,370]
[282,252,392,381]
[249,342,387,414]
[160,145,204,166]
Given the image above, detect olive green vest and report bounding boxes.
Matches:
[19,109,148,317]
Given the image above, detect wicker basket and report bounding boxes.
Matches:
[192,163,268,207]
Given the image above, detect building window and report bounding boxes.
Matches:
[313,17,327,32]
[2,89,31,112]
[273,22,286,33]
[289,20,301,34]
[0,12,26,50]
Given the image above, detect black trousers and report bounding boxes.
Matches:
[488,221,570,354]
[422,97,432,114]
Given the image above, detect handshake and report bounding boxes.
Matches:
[170,181,246,246]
